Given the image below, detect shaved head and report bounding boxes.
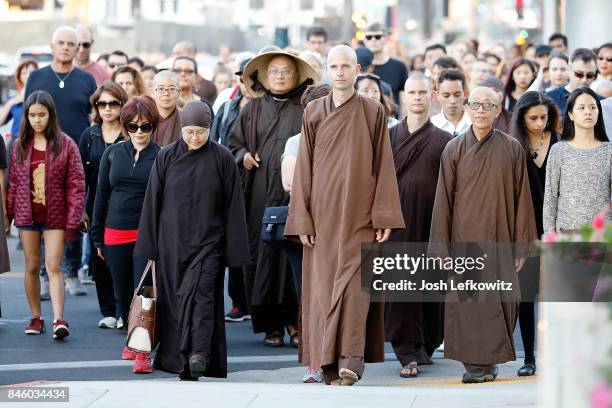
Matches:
[75,24,93,40]
[327,45,360,91]
[469,86,500,105]
[327,45,357,67]
[404,71,431,93]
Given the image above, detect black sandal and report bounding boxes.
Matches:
[517,363,536,376]
[287,327,299,348]
[264,331,284,347]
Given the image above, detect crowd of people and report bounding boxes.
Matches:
[0,22,610,385]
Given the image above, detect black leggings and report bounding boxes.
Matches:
[104,242,147,324]
[518,302,536,365]
[90,236,116,318]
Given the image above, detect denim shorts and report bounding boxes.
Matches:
[17,223,47,232]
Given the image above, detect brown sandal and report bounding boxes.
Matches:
[264,331,284,347]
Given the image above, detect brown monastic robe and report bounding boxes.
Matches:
[493,109,512,134]
[152,107,182,147]
[429,127,537,366]
[385,119,451,366]
[228,93,302,335]
[285,92,405,382]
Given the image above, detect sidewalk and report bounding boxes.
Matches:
[3,356,540,408]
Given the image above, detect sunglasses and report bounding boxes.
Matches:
[125,122,154,133]
[108,63,124,69]
[598,56,612,62]
[573,71,596,80]
[78,42,91,49]
[365,34,384,41]
[173,68,195,75]
[96,100,121,109]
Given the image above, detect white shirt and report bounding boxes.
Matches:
[431,111,472,137]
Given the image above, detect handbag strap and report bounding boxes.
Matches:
[135,260,157,298]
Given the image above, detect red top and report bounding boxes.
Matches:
[30,147,46,225]
[104,227,138,246]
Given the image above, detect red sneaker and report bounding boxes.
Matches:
[133,352,153,374]
[25,317,45,335]
[121,347,137,360]
[52,319,70,340]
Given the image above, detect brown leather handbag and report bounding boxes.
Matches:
[126,260,158,353]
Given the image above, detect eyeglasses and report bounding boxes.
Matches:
[598,56,612,62]
[172,68,195,75]
[125,122,154,133]
[573,71,597,80]
[267,68,295,78]
[466,101,497,111]
[78,42,91,49]
[95,100,122,109]
[154,86,179,94]
[183,129,208,137]
[365,34,384,41]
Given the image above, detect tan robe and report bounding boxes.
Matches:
[152,107,182,147]
[429,127,537,366]
[285,93,404,380]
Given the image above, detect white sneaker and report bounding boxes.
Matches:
[78,266,94,285]
[40,276,50,301]
[98,316,117,329]
[437,341,445,352]
[66,278,87,296]
[116,317,124,330]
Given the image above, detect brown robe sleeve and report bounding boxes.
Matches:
[227,101,250,169]
[285,109,315,236]
[511,141,538,257]
[429,141,457,256]
[369,105,405,230]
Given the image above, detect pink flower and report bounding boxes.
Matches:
[593,212,606,231]
[543,231,558,243]
[591,382,612,408]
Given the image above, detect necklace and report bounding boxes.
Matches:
[528,132,544,159]
[52,66,75,89]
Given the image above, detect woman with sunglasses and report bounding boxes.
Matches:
[91,95,161,373]
[596,43,612,82]
[78,81,128,330]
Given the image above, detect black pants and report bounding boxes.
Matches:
[89,236,116,318]
[284,246,303,298]
[227,267,248,311]
[104,242,147,324]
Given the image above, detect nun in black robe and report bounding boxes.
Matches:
[135,101,250,379]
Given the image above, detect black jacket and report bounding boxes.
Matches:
[91,138,160,247]
[78,124,124,217]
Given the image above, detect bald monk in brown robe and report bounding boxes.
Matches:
[285,45,405,386]
[429,87,537,383]
[385,72,451,378]
[150,71,182,147]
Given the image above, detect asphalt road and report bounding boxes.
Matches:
[0,232,528,386]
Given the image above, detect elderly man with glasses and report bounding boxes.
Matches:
[429,86,538,384]
[546,48,605,115]
[150,71,183,147]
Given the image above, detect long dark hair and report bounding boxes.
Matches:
[16,91,63,163]
[503,58,536,100]
[511,91,559,154]
[561,87,607,142]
